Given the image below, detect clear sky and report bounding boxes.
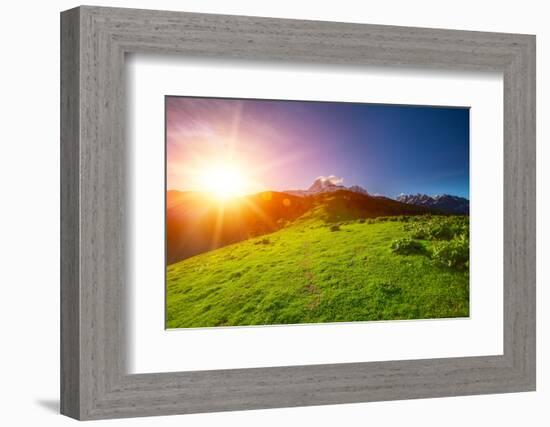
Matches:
[166,96,469,199]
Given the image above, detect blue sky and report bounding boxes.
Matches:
[167,97,470,199]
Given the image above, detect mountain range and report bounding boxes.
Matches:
[286,177,469,214]
[396,193,469,214]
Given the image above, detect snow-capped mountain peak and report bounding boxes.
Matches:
[285,176,369,197]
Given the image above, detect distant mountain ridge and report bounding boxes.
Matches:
[396,193,469,214]
[285,178,468,214]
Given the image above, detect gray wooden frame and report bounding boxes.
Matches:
[60,5,536,420]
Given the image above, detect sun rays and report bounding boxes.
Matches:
[166,96,310,252]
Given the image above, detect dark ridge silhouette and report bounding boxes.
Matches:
[317,190,432,222]
[166,190,310,264]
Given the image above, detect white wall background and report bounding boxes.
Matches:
[0,0,546,425]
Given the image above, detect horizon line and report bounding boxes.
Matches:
[166,187,470,201]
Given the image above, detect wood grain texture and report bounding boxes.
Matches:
[60,7,80,419]
[60,5,536,420]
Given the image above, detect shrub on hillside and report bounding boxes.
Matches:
[431,237,469,270]
[409,223,429,239]
[254,237,271,245]
[427,221,455,240]
[407,216,469,241]
[390,237,425,255]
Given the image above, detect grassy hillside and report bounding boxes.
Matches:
[166,189,431,264]
[166,213,469,328]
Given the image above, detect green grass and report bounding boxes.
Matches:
[166,215,469,328]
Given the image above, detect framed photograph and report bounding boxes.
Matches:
[164,96,471,329]
[61,6,536,420]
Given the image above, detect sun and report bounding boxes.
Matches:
[198,164,248,199]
